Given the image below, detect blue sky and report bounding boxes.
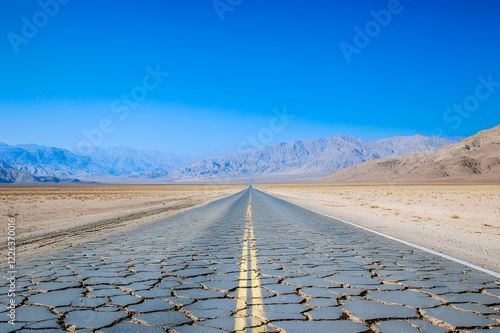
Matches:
[1,0,499,157]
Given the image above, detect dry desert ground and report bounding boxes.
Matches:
[257,184,500,272]
[0,185,245,260]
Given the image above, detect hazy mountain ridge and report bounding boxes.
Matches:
[171,135,452,180]
[0,160,72,184]
[323,125,500,183]
[0,143,188,183]
[0,133,453,184]
[79,147,186,178]
[0,143,102,178]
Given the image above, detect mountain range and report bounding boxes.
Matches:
[0,143,188,183]
[0,160,68,184]
[324,125,500,183]
[0,133,452,184]
[170,135,452,181]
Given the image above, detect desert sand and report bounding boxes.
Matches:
[1,185,244,260]
[257,184,500,272]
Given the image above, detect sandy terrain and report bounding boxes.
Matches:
[257,184,500,272]
[0,185,245,260]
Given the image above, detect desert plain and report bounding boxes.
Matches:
[1,183,499,273]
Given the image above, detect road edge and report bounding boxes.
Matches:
[256,188,500,279]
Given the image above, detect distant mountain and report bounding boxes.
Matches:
[79,146,186,178]
[171,135,452,181]
[0,161,76,184]
[0,143,102,178]
[0,161,38,183]
[0,143,188,183]
[323,125,500,183]
[0,133,454,184]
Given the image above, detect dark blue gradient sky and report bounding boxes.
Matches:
[1,0,499,156]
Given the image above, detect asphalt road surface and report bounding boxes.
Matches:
[1,187,499,332]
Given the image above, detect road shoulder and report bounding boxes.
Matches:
[257,184,500,273]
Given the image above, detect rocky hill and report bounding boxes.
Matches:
[323,125,500,183]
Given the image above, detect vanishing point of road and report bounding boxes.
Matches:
[1,187,499,332]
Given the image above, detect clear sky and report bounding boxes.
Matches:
[1,0,499,157]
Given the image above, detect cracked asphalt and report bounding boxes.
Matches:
[1,187,499,332]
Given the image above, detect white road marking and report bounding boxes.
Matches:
[257,189,500,279]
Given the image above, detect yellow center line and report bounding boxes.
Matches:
[234,194,268,332]
[249,224,267,332]
[234,229,249,331]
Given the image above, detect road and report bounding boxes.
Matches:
[1,187,499,332]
